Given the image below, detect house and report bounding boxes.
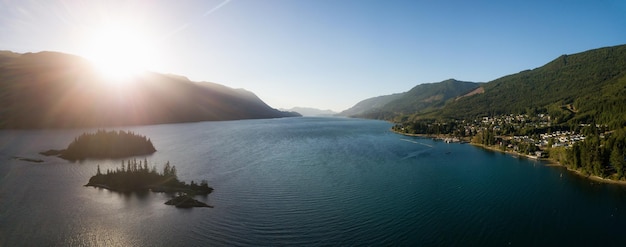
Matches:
[535,151,546,158]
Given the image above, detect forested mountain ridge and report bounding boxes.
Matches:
[339,79,480,119]
[382,79,480,115]
[337,93,404,117]
[436,44,626,128]
[0,51,300,129]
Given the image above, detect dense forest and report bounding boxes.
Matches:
[41,130,156,160]
[551,127,626,179]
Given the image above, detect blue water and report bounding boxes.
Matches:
[1,117,626,246]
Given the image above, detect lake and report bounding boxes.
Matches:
[1,117,626,246]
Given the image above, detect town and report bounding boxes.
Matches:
[392,113,605,159]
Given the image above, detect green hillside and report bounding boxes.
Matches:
[436,44,626,128]
[383,79,480,115]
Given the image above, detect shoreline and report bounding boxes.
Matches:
[470,143,626,185]
[391,129,626,186]
[85,183,213,194]
[86,183,214,208]
[390,130,471,143]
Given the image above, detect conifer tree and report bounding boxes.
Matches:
[611,145,625,178]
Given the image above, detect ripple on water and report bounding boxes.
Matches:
[3,118,626,246]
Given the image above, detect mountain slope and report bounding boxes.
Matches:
[340,79,480,119]
[337,93,403,117]
[436,44,626,127]
[0,51,300,129]
[383,79,480,114]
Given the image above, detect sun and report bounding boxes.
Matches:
[82,26,157,84]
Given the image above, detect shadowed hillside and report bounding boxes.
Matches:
[0,51,300,129]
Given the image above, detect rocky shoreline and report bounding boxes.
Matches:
[165,194,213,208]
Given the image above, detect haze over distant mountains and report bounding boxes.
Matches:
[281,107,337,117]
[342,44,626,128]
[0,51,300,129]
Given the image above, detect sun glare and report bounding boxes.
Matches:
[82,26,157,84]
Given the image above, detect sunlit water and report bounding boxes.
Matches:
[2,117,626,246]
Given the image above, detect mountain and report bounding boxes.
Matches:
[435,44,626,128]
[339,79,481,119]
[337,93,403,117]
[0,51,300,129]
[281,107,337,117]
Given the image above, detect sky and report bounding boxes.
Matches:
[1,0,625,112]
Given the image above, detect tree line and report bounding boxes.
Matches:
[62,130,156,160]
[88,159,212,194]
[558,127,626,179]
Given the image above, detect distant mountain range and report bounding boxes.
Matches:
[281,107,337,117]
[342,44,626,128]
[338,79,481,119]
[0,51,300,129]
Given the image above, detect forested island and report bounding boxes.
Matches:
[86,159,213,208]
[41,130,156,160]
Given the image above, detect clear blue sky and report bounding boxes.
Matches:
[1,0,625,112]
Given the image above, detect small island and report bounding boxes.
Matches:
[41,130,156,160]
[12,156,44,163]
[86,159,213,208]
[165,194,213,208]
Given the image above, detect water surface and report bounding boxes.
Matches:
[1,117,626,246]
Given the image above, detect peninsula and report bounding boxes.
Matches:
[41,130,156,160]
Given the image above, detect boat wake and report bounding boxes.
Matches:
[400,139,434,148]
